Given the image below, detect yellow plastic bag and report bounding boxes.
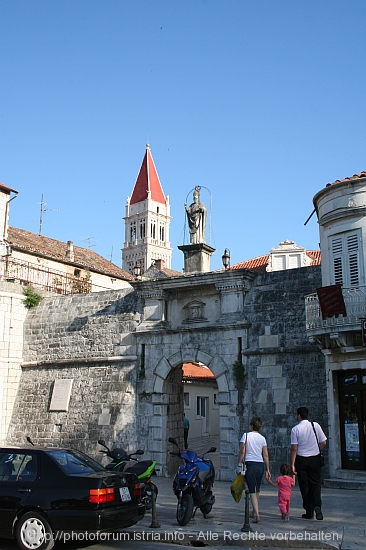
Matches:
[230,473,245,503]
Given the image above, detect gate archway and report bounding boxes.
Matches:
[151,351,233,480]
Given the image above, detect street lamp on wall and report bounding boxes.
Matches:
[222,248,230,270]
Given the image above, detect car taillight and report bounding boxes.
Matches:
[89,487,115,503]
[133,482,142,497]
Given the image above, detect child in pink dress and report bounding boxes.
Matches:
[268,463,296,521]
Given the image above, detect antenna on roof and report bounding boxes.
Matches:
[39,194,46,235]
[39,193,59,235]
[83,237,95,249]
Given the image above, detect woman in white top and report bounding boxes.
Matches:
[237,416,271,523]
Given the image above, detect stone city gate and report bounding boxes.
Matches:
[126,270,253,481]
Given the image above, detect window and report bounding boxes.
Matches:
[150,222,156,239]
[130,222,136,242]
[184,392,190,407]
[159,224,165,241]
[0,453,38,481]
[47,449,104,475]
[197,396,207,417]
[139,219,146,239]
[330,230,362,287]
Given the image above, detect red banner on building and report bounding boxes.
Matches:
[316,284,347,320]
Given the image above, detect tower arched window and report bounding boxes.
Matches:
[151,222,156,239]
[130,222,136,242]
[139,219,146,239]
[159,224,165,242]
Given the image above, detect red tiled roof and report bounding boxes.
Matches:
[0,183,18,194]
[327,171,366,186]
[306,250,321,266]
[7,227,134,280]
[230,254,269,272]
[230,250,321,272]
[130,145,166,205]
[182,363,215,379]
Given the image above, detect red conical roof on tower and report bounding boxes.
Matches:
[130,144,166,205]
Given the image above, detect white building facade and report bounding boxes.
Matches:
[306,171,366,482]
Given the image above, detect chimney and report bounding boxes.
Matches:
[66,240,75,262]
[154,259,164,270]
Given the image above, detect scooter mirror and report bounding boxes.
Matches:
[98,439,106,446]
[135,450,144,455]
[168,437,178,446]
[208,447,216,453]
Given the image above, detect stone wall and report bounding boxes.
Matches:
[22,287,140,364]
[6,287,143,458]
[241,266,326,474]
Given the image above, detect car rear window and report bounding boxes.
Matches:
[46,449,105,475]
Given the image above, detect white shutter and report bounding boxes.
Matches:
[273,255,286,270]
[347,233,359,286]
[289,254,301,269]
[331,236,343,285]
[330,231,361,287]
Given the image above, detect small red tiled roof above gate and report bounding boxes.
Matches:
[130,144,166,205]
[182,363,215,379]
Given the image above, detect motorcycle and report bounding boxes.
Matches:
[168,436,216,526]
[97,439,158,509]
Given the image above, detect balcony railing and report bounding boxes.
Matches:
[305,285,366,332]
[0,257,92,295]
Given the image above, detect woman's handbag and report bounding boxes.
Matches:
[311,422,325,467]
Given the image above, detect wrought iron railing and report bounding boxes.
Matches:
[0,257,92,295]
[305,285,366,331]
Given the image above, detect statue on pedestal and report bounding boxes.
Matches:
[185,186,207,244]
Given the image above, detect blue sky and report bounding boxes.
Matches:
[1,0,365,272]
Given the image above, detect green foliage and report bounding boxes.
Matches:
[233,353,246,382]
[22,285,43,309]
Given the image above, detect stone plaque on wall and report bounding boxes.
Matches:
[49,379,73,411]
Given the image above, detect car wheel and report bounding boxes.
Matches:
[15,511,54,550]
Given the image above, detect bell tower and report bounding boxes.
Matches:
[122,145,172,274]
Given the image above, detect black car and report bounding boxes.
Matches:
[0,446,145,550]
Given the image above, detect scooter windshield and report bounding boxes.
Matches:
[181,450,199,463]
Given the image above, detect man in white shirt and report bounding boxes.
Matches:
[290,406,327,520]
